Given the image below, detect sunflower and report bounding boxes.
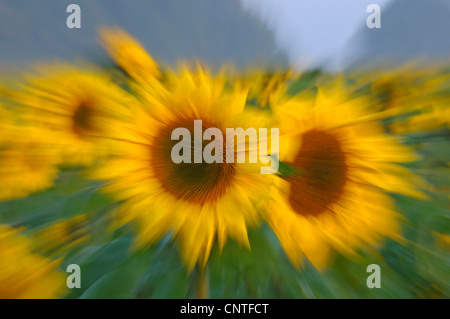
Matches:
[364,66,450,134]
[390,100,450,134]
[99,27,160,83]
[14,65,134,166]
[265,85,427,269]
[0,105,61,201]
[0,224,66,298]
[236,69,294,108]
[93,67,272,270]
[31,215,90,255]
[348,65,450,123]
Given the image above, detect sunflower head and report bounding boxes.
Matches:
[237,69,294,108]
[93,67,273,270]
[31,215,90,255]
[0,107,61,201]
[0,224,66,298]
[264,85,427,269]
[14,65,134,166]
[99,27,160,82]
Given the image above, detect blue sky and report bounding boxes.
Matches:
[241,0,393,69]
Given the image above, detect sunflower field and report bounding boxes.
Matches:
[0,28,449,299]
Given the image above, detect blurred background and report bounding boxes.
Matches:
[0,0,449,299]
[2,0,450,69]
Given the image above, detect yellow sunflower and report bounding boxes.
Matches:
[265,85,427,269]
[366,66,450,134]
[390,100,450,134]
[0,105,61,201]
[236,69,295,108]
[31,215,90,255]
[349,65,450,122]
[0,224,66,298]
[93,67,272,270]
[14,65,134,166]
[99,27,160,82]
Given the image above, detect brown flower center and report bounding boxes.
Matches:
[287,130,347,217]
[72,102,96,137]
[151,118,236,204]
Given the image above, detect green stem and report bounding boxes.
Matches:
[196,267,209,299]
